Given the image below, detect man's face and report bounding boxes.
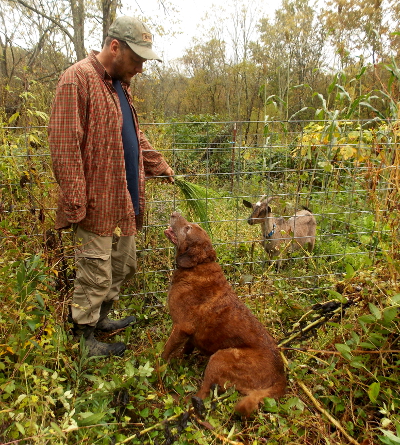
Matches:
[110,41,147,84]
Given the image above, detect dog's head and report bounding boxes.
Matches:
[164,212,217,268]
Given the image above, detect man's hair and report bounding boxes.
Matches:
[104,36,128,49]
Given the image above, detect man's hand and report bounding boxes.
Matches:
[161,166,175,183]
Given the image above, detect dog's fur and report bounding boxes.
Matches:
[162,212,286,416]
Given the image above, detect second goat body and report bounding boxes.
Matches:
[243,195,317,259]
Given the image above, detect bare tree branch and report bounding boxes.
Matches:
[7,0,75,43]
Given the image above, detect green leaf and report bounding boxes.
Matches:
[359,102,386,120]
[363,257,373,266]
[355,66,367,80]
[327,74,338,94]
[368,382,380,403]
[35,292,45,310]
[125,361,136,378]
[263,397,278,413]
[2,381,16,394]
[358,315,376,324]
[345,263,355,280]
[359,342,377,349]
[50,422,66,438]
[282,397,305,411]
[391,294,400,304]
[15,422,25,435]
[174,178,219,235]
[26,318,39,332]
[335,343,352,360]
[77,412,106,426]
[318,161,333,172]
[288,107,308,121]
[16,265,26,292]
[327,290,347,303]
[382,307,397,325]
[379,429,400,444]
[138,361,154,378]
[140,407,150,418]
[8,112,20,124]
[349,358,365,369]
[368,303,381,320]
[227,425,236,439]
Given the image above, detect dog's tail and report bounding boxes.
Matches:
[234,384,286,417]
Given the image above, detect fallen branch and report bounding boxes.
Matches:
[280,347,400,355]
[278,297,359,348]
[211,431,244,445]
[280,352,360,445]
[115,412,182,444]
[115,404,243,445]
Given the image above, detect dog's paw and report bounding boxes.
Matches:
[191,396,205,419]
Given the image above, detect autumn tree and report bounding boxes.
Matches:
[254,0,327,119]
[323,0,400,68]
[2,0,122,61]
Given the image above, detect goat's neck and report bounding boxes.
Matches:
[261,216,275,239]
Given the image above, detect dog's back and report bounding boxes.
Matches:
[169,261,278,353]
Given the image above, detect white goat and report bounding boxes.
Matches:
[243,195,316,259]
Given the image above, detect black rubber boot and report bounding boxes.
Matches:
[95,300,136,332]
[74,324,126,357]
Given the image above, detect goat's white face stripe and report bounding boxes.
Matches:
[256,201,262,206]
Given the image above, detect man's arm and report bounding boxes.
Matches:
[139,130,174,182]
[48,81,88,223]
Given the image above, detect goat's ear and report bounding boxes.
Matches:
[243,200,252,208]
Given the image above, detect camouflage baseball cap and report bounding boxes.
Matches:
[108,16,162,62]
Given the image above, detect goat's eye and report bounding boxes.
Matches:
[185,225,192,232]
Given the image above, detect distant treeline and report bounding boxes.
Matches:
[0,0,399,124]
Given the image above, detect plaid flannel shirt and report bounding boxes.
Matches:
[48,51,170,236]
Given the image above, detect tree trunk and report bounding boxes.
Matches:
[70,0,86,60]
[0,41,8,79]
[102,0,118,45]
[0,13,9,79]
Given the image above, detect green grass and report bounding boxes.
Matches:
[1,120,399,444]
[1,172,399,444]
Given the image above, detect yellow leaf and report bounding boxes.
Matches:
[340,145,355,160]
[243,151,252,160]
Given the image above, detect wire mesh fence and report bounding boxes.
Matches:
[0,119,397,310]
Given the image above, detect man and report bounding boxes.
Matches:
[48,16,174,358]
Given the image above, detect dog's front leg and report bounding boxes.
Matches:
[162,324,192,361]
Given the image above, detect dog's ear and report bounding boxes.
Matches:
[176,243,217,268]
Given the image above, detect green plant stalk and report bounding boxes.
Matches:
[174,176,214,235]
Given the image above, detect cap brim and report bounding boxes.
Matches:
[126,41,162,62]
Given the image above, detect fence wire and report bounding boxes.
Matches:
[0,119,396,309]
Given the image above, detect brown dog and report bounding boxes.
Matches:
[162,212,286,416]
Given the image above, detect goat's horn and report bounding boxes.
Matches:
[261,195,279,204]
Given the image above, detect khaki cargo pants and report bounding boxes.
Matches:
[71,225,137,326]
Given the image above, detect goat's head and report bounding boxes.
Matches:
[243,195,276,225]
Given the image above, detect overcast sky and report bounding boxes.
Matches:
[122,0,283,62]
